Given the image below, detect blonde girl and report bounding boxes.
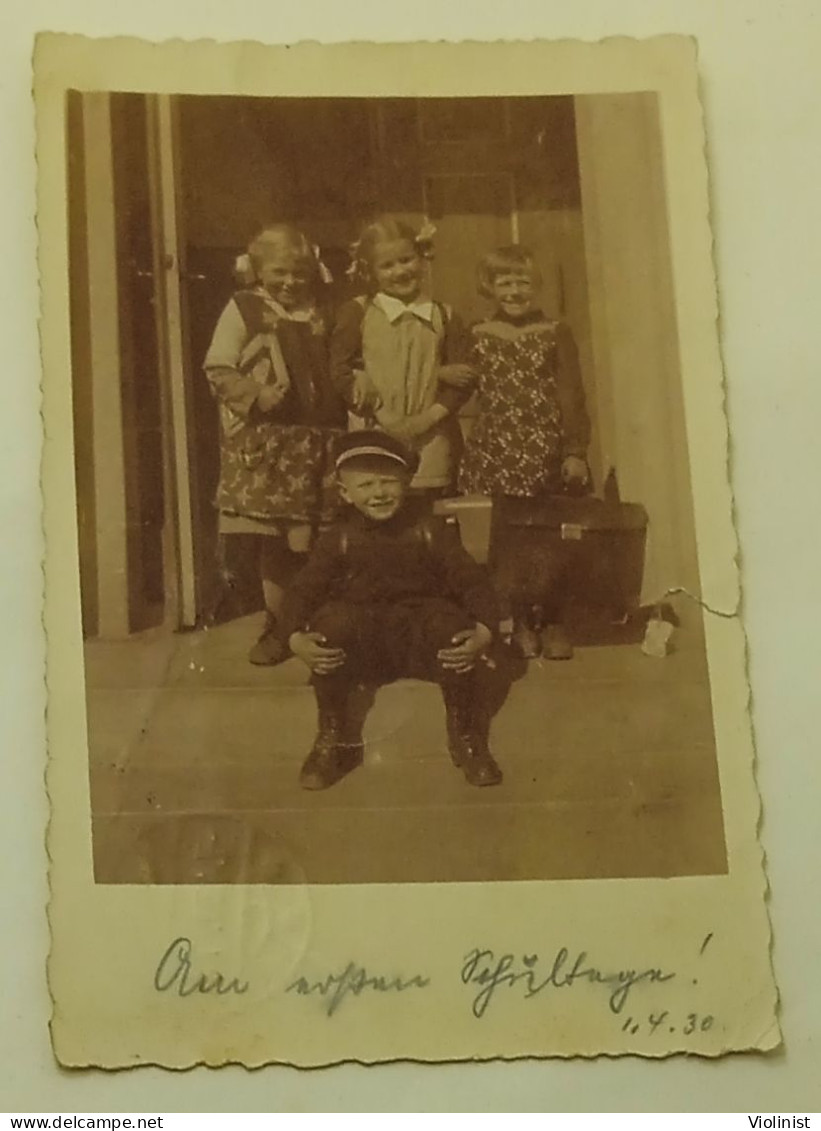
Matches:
[330,216,474,500]
[459,244,591,660]
[204,224,346,663]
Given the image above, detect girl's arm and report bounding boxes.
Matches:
[329,299,382,414]
[381,313,478,440]
[329,299,366,405]
[203,299,265,418]
[435,309,476,414]
[555,322,591,458]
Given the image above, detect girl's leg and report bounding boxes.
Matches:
[260,534,303,612]
[249,535,302,665]
[540,568,574,660]
[488,496,542,658]
[511,601,543,659]
[510,499,573,661]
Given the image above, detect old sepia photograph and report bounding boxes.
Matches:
[67,87,727,887]
[38,33,780,1068]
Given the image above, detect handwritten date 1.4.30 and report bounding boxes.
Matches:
[620,1010,715,1037]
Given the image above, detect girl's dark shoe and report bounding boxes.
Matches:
[543,623,574,660]
[249,613,287,665]
[513,623,542,659]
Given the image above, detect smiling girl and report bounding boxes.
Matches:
[203,224,346,664]
[330,216,474,501]
[459,244,591,659]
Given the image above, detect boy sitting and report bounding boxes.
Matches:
[280,430,503,790]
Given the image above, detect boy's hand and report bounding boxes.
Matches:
[436,362,475,389]
[561,455,589,486]
[289,631,346,675]
[437,623,493,673]
[257,382,288,413]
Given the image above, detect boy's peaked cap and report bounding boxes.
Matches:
[334,430,420,476]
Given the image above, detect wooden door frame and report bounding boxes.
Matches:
[81,91,131,639]
[145,93,200,630]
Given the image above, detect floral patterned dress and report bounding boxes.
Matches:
[459,318,581,498]
[458,316,591,615]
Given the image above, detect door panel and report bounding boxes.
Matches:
[419,97,507,141]
[180,245,243,618]
[109,92,166,632]
[145,95,203,629]
[426,174,513,325]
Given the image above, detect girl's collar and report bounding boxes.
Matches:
[254,289,325,334]
[256,289,316,322]
[372,291,434,323]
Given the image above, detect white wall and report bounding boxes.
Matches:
[576,92,702,608]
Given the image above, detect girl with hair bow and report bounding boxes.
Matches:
[203,224,346,664]
[330,216,475,504]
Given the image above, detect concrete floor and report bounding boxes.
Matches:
[86,614,727,885]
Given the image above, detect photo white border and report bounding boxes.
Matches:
[36,32,777,1069]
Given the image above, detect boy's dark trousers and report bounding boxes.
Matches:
[299,598,502,788]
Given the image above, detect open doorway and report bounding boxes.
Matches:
[69,92,596,635]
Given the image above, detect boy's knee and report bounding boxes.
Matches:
[437,665,477,691]
[310,602,360,650]
[423,602,474,653]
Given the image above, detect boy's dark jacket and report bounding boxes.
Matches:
[279,499,500,642]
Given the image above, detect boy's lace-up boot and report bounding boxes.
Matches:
[299,680,363,790]
[441,678,503,787]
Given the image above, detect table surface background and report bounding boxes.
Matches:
[2,0,819,1112]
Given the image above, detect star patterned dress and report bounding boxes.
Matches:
[204,289,347,534]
